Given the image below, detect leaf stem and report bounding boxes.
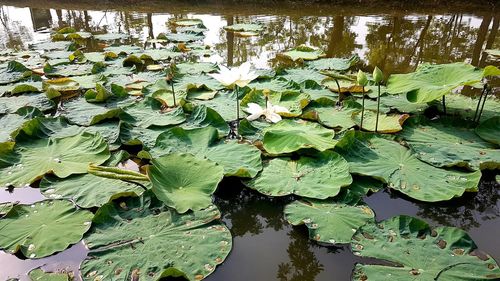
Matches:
[473,84,487,123]
[335,79,341,106]
[360,86,365,130]
[375,83,381,132]
[235,85,240,136]
[476,86,490,124]
[442,95,446,115]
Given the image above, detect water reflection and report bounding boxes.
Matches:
[0,4,498,72]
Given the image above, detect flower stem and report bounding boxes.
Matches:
[171,82,176,107]
[476,86,490,124]
[335,79,341,105]
[473,84,487,123]
[360,86,365,130]
[235,85,240,135]
[375,83,381,132]
[442,95,446,115]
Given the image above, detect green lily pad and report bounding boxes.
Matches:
[148,153,224,213]
[0,113,31,143]
[29,269,70,281]
[153,126,262,178]
[248,78,299,92]
[0,61,31,85]
[302,98,360,130]
[336,131,481,202]
[224,23,263,32]
[352,110,409,133]
[94,33,129,41]
[61,97,129,126]
[399,117,499,170]
[170,18,204,26]
[176,62,217,75]
[40,173,146,208]
[351,215,500,281]
[262,119,337,154]
[119,122,165,149]
[475,116,500,145]
[307,55,359,71]
[280,68,326,85]
[193,91,242,121]
[0,132,110,187]
[241,88,310,117]
[122,99,186,128]
[386,63,483,103]
[435,94,499,121]
[182,105,230,136]
[164,33,204,43]
[0,199,93,258]
[81,192,231,281]
[246,151,352,198]
[280,45,326,61]
[284,198,374,244]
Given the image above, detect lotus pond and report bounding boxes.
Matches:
[0,1,499,280]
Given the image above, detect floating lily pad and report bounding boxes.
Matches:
[285,198,374,244]
[61,97,129,126]
[164,33,205,43]
[280,46,326,61]
[280,68,326,85]
[302,99,360,130]
[399,117,499,170]
[81,192,231,281]
[387,63,483,103]
[170,18,204,27]
[122,99,186,128]
[176,62,217,75]
[40,173,146,208]
[148,153,224,213]
[475,116,500,145]
[241,88,310,117]
[248,78,299,92]
[153,126,262,178]
[182,105,230,136]
[0,61,31,85]
[0,199,93,258]
[352,110,409,133]
[29,269,70,281]
[307,55,359,71]
[0,132,110,187]
[93,33,129,41]
[262,119,337,154]
[336,131,481,202]
[247,151,351,198]
[224,23,263,32]
[351,215,500,281]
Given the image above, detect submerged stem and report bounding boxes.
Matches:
[335,79,341,105]
[375,83,381,132]
[360,86,365,130]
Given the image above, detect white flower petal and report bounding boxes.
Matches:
[246,103,264,114]
[246,112,262,121]
[267,112,282,123]
[273,105,290,113]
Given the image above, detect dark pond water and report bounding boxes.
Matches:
[0,0,499,280]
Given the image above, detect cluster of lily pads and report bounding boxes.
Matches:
[0,17,499,281]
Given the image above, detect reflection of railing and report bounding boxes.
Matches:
[2,0,497,15]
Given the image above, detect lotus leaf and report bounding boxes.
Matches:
[284,198,374,244]
[336,131,481,202]
[280,46,326,61]
[94,33,129,41]
[0,113,31,143]
[262,119,337,154]
[182,105,230,136]
[0,132,110,187]
[29,269,70,281]
[351,215,500,281]
[434,94,499,121]
[164,33,204,43]
[61,97,130,126]
[176,62,217,74]
[241,88,310,117]
[122,99,186,128]
[302,98,360,130]
[246,151,351,198]
[194,91,241,121]
[307,55,359,71]
[0,199,93,258]
[386,63,483,103]
[81,192,231,281]
[248,78,299,92]
[170,18,204,26]
[153,126,262,178]
[352,110,409,133]
[148,153,224,213]
[280,68,326,85]
[40,173,146,208]
[0,61,31,85]
[119,122,165,148]
[224,23,263,32]
[399,117,500,170]
[475,116,499,145]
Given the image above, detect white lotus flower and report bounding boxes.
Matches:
[245,101,290,123]
[209,62,258,88]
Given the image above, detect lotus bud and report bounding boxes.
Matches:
[357,70,368,86]
[373,66,383,84]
